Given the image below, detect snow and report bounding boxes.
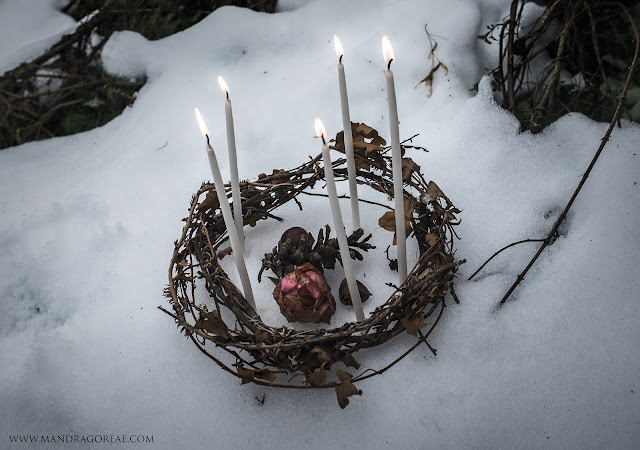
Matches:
[1,0,639,448]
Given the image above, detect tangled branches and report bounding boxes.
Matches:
[483,0,640,132]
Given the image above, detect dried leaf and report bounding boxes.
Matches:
[377,199,414,245]
[309,368,327,386]
[401,312,427,336]
[197,309,231,339]
[197,190,220,212]
[254,369,277,383]
[339,352,361,370]
[401,157,420,182]
[311,346,333,368]
[237,367,254,384]
[426,181,445,200]
[355,123,377,138]
[217,246,232,260]
[335,370,362,409]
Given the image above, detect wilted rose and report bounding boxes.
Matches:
[273,263,336,324]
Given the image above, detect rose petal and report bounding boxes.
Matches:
[280,276,297,293]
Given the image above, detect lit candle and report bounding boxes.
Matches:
[217,76,244,252]
[382,35,407,283]
[195,107,256,311]
[333,35,360,232]
[315,118,364,322]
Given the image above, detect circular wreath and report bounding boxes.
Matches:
[160,123,464,408]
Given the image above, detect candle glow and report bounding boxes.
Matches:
[333,35,344,59]
[217,76,229,95]
[194,107,209,138]
[382,35,395,65]
[314,118,327,140]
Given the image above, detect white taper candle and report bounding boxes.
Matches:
[195,107,256,311]
[218,76,244,252]
[382,35,407,283]
[334,35,360,232]
[315,118,364,322]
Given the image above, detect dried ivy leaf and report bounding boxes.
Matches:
[417,61,442,97]
[197,309,230,339]
[237,367,254,384]
[355,123,377,138]
[401,312,427,336]
[217,246,232,259]
[311,346,333,368]
[197,190,220,212]
[335,370,362,409]
[377,198,414,245]
[401,157,420,182]
[426,181,445,200]
[254,369,277,383]
[339,352,361,370]
[309,368,327,386]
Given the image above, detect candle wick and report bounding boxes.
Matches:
[226,91,229,100]
[321,134,326,145]
[387,58,393,70]
[205,134,210,145]
[339,54,343,64]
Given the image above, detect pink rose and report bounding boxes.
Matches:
[273,263,336,324]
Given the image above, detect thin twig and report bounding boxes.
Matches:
[468,238,545,281]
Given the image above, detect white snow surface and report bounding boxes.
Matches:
[1,0,639,448]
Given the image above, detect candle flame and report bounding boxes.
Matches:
[333,35,344,58]
[194,107,210,138]
[382,35,395,65]
[314,118,326,140]
[217,76,229,94]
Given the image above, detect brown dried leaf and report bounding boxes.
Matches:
[237,367,254,385]
[217,246,232,260]
[311,346,333,368]
[254,369,277,383]
[339,352,361,370]
[335,370,362,409]
[401,157,420,182]
[401,312,427,336]
[197,309,231,339]
[197,190,220,212]
[377,199,414,245]
[426,181,445,200]
[370,135,386,146]
[355,123,377,138]
[309,368,327,386]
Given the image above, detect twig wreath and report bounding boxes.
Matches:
[160,123,464,408]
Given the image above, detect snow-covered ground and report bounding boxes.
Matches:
[1,0,639,448]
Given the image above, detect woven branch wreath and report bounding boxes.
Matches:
[160,123,464,408]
